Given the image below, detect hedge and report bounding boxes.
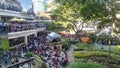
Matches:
[73,51,120,60]
[73,51,120,68]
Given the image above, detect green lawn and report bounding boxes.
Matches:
[74,43,120,55]
[66,62,106,68]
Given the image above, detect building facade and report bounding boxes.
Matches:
[32,0,54,14]
[32,0,47,14]
[0,0,45,68]
[0,0,35,22]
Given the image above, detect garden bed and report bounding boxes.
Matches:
[73,51,120,68]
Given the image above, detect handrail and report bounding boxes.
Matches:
[7,57,35,68]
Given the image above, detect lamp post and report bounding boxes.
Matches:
[108,39,111,68]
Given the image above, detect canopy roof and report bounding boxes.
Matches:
[9,18,26,22]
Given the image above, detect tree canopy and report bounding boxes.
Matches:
[51,0,120,36]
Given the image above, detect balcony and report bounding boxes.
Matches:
[0,9,34,19]
[8,27,46,39]
[0,2,34,19]
[0,22,46,39]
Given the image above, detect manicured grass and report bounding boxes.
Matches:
[92,45,120,54]
[66,62,106,68]
[74,43,120,55]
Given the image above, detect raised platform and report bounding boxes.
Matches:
[0,27,46,39]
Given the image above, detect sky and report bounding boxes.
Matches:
[18,0,32,10]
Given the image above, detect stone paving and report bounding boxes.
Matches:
[67,45,74,63]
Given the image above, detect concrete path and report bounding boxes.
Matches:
[67,45,74,63]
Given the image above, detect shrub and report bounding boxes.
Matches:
[69,40,78,45]
[113,45,120,55]
[95,34,120,45]
[45,22,71,32]
[25,52,33,57]
[73,51,120,60]
[74,43,120,55]
[91,45,120,55]
[73,51,120,68]
[88,56,120,68]
[66,62,106,68]
[88,33,97,43]
[74,43,93,51]
[62,39,71,50]
[25,52,43,68]
[33,54,43,68]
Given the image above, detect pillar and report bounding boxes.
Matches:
[25,35,28,45]
[34,32,37,38]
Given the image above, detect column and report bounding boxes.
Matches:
[25,35,28,45]
[34,32,37,38]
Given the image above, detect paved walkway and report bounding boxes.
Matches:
[67,45,74,63]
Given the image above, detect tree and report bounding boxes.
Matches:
[50,0,120,40]
[80,0,120,39]
[51,0,86,34]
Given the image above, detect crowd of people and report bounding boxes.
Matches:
[27,38,68,68]
[0,2,21,12]
[0,22,45,33]
[0,31,68,68]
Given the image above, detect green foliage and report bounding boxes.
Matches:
[52,0,120,35]
[52,1,78,22]
[95,34,120,45]
[33,54,43,68]
[25,52,43,68]
[25,52,33,57]
[69,39,78,45]
[74,43,93,51]
[61,39,71,50]
[92,45,120,55]
[55,38,78,50]
[73,51,120,61]
[81,0,120,40]
[51,0,86,33]
[87,32,98,43]
[80,0,109,21]
[74,43,86,51]
[45,22,72,32]
[74,43,120,54]
[113,45,120,55]
[66,62,106,68]
[73,51,120,68]
[0,38,9,51]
